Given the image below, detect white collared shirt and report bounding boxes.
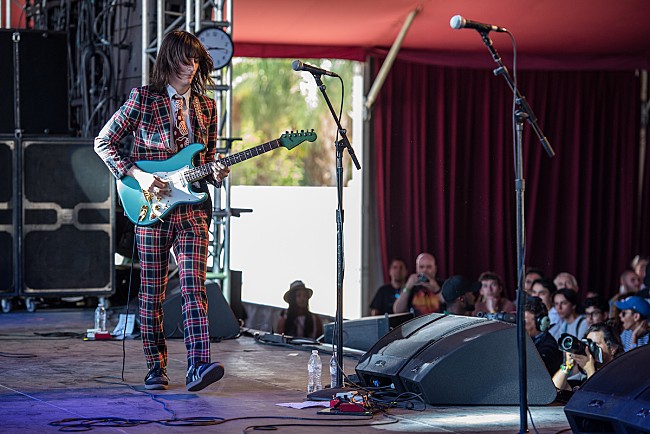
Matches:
[166,84,193,140]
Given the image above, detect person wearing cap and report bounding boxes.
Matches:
[441,275,480,316]
[616,295,650,352]
[276,280,323,340]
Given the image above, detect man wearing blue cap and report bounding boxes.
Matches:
[615,295,650,351]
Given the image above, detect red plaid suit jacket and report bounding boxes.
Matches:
[94,85,218,180]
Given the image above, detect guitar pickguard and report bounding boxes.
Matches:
[146,166,208,221]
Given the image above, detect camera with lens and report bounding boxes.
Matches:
[557,333,603,364]
[417,273,430,283]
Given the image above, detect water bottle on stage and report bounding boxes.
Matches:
[307,350,322,392]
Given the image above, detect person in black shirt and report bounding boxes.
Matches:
[524,296,563,375]
[369,258,408,316]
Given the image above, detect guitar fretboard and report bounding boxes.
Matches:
[184,139,281,183]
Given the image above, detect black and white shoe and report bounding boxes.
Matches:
[186,362,224,392]
[144,367,169,390]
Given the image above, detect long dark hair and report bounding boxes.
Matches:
[585,322,623,357]
[151,30,214,94]
[284,290,314,338]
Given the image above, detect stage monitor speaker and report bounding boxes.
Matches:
[21,138,113,296]
[0,138,14,294]
[355,313,557,405]
[322,312,414,352]
[163,282,240,340]
[564,345,650,433]
[0,29,70,134]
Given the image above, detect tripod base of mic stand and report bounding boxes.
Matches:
[307,386,357,401]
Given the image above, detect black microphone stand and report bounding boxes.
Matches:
[310,72,361,389]
[477,31,555,433]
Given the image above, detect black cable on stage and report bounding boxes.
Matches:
[49,375,410,432]
[120,221,140,382]
[34,332,86,338]
[0,351,37,358]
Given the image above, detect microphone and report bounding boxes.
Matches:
[291,60,339,77]
[449,15,507,33]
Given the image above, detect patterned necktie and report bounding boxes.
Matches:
[173,94,189,150]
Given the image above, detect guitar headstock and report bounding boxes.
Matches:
[279,130,317,150]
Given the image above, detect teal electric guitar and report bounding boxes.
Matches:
[117,130,316,226]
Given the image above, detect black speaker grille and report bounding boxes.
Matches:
[25,209,57,225]
[78,208,110,225]
[0,32,15,133]
[0,141,12,202]
[20,138,113,295]
[24,141,109,208]
[0,231,13,292]
[24,227,110,290]
[0,209,12,226]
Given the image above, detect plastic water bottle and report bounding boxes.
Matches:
[307,349,322,393]
[94,303,107,331]
[330,353,338,389]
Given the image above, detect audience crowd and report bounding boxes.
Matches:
[371,252,650,389]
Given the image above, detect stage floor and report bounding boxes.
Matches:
[0,307,571,433]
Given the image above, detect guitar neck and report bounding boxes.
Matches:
[185,139,281,183]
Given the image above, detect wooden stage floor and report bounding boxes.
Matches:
[0,307,572,433]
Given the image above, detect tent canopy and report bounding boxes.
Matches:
[233,0,650,70]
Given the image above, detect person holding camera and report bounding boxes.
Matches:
[615,295,650,351]
[552,323,623,391]
[393,252,444,317]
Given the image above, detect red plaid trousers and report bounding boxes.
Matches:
[136,203,211,370]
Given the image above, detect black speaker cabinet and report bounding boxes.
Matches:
[355,313,557,405]
[322,312,414,351]
[163,281,240,339]
[20,138,114,296]
[564,345,650,433]
[0,138,15,294]
[0,29,70,135]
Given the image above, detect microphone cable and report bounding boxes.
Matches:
[120,220,140,381]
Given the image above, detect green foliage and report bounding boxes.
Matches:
[229,58,356,186]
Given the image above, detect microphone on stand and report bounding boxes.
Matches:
[291,60,339,77]
[449,15,507,33]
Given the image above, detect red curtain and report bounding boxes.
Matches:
[372,60,643,300]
